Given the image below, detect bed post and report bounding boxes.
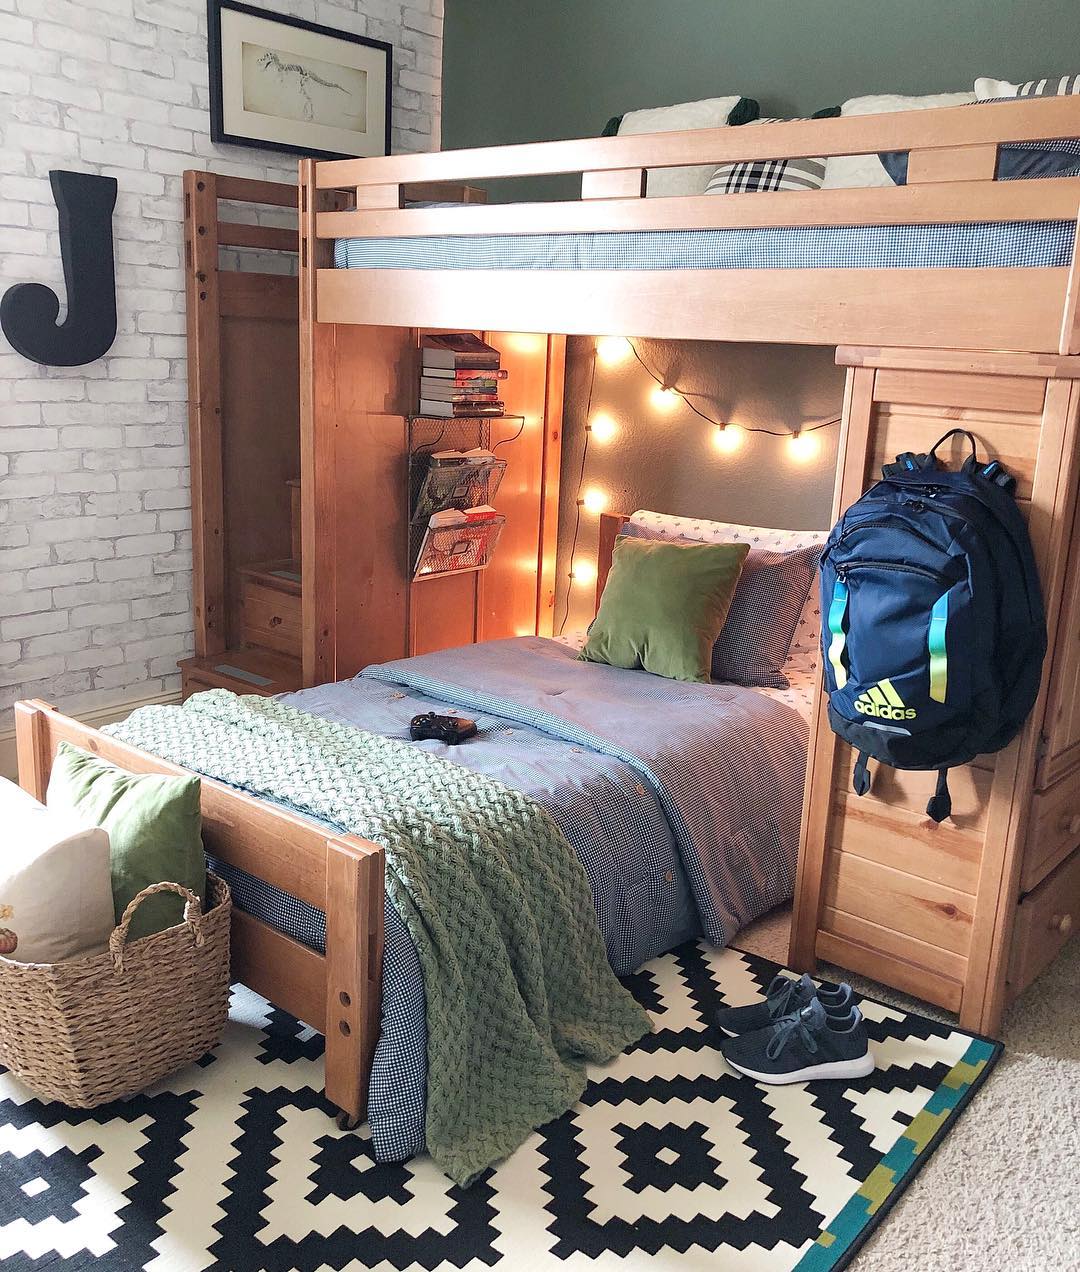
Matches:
[14,700,52,802]
[1061,209,1080,356]
[298,157,339,688]
[596,512,629,610]
[323,834,385,1128]
[789,366,875,974]
[183,170,226,659]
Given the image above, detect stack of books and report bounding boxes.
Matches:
[420,334,506,417]
[426,504,499,531]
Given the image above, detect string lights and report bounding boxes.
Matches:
[559,336,843,634]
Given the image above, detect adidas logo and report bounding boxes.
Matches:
[853,679,917,721]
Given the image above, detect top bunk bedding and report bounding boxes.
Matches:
[333,219,1077,272]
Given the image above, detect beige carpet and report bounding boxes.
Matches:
[735,906,1080,1271]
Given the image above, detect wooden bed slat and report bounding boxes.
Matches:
[317,178,1080,240]
[317,266,1070,354]
[218,221,297,252]
[218,271,298,321]
[216,175,300,207]
[231,909,327,1031]
[838,347,1080,378]
[316,96,1080,187]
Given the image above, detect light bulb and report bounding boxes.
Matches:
[788,430,820,463]
[650,384,680,412]
[596,336,632,366]
[581,487,608,515]
[712,423,743,454]
[570,559,596,586]
[588,412,618,443]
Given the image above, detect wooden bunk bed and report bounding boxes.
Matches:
[17,98,1080,1131]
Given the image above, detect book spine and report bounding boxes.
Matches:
[423,367,509,381]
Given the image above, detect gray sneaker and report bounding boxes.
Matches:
[714,973,854,1037]
[721,999,874,1084]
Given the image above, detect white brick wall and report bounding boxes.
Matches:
[0,0,442,726]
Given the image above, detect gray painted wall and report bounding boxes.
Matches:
[442,0,1078,629]
[555,339,844,630]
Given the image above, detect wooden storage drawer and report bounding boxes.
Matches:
[1023,769,1080,892]
[239,563,301,657]
[179,648,303,700]
[1008,844,1080,1000]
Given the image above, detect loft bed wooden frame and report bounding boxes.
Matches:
[15,98,1080,1132]
[306,96,1080,354]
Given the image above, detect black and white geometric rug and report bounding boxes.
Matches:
[0,941,999,1272]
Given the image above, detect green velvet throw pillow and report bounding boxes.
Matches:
[47,742,205,941]
[580,537,750,683]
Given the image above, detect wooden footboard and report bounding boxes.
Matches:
[14,699,385,1126]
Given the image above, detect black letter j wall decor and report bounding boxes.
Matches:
[1,170,118,367]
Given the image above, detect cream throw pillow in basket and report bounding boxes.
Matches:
[0,776,114,964]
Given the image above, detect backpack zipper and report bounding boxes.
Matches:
[838,515,946,559]
[836,559,950,584]
[898,485,1036,621]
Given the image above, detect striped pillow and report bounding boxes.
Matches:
[976,74,1080,99]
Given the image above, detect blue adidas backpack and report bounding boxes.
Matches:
[820,429,1047,822]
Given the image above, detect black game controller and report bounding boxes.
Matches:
[409,712,478,744]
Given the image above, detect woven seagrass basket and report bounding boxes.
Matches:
[0,873,231,1107]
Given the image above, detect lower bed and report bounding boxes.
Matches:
[209,636,811,1161]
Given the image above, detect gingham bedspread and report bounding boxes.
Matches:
[333,220,1075,272]
[210,637,808,1162]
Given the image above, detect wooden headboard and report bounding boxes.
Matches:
[596,511,630,610]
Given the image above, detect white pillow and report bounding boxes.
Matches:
[976,74,1080,100]
[626,510,827,553]
[822,91,976,189]
[0,776,114,964]
[617,96,745,198]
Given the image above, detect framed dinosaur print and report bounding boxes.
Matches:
[207,0,391,160]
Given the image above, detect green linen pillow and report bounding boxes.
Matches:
[47,742,204,941]
[580,537,750,683]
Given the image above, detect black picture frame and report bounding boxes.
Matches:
[207,0,392,161]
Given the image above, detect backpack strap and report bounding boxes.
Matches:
[926,768,953,823]
[852,751,872,797]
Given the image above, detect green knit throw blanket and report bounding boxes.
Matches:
[106,691,650,1184]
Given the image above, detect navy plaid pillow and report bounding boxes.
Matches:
[711,545,821,687]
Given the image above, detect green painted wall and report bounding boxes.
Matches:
[444,0,1077,150]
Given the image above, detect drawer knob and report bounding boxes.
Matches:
[1050,912,1073,936]
[269,615,282,627]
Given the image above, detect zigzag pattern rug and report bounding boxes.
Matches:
[0,941,999,1272]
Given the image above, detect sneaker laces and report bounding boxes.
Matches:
[763,975,802,1022]
[765,1012,819,1062]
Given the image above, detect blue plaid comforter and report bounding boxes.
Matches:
[212,637,807,1161]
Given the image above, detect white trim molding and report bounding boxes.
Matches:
[0,690,181,784]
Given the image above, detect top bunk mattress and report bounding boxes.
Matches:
[334,220,1076,272]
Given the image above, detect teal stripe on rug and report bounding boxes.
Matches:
[793,1037,997,1271]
